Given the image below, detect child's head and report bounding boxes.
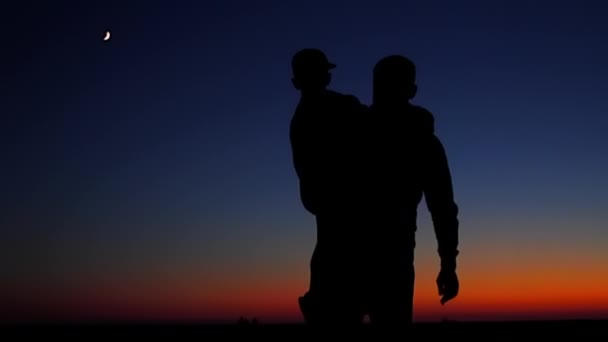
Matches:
[291,48,336,92]
[373,55,418,105]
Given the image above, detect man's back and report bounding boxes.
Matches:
[366,103,458,239]
[366,103,435,217]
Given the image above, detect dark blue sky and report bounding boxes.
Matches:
[2,0,608,322]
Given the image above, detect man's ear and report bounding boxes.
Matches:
[292,77,301,90]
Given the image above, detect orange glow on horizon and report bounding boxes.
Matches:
[2,238,607,323]
[4,263,608,323]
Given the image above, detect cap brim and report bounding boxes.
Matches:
[328,63,337,69]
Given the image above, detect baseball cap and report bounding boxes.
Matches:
[291,48,337,75]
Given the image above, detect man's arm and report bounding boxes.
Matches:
[422,135,459,271]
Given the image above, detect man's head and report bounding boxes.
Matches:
[373,55,417,106]
[291,48,336,92]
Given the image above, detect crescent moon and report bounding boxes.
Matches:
[103,31,111,41]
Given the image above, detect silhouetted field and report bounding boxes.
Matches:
[5,320,606,340]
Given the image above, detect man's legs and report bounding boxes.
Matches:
[368,249,416,338]
[300,285,365,339]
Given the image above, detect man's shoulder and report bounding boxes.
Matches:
[325,90,363,106]
[408,104,435,134]
[409,104,434,119]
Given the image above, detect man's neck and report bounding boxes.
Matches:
[300,88,327,99]
[372,100,411,111]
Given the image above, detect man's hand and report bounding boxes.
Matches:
[436,269,459,305]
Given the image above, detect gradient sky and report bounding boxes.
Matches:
[2,0,608,323]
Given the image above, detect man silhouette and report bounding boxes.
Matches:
[288,48,368,330]
[363,55,460,335]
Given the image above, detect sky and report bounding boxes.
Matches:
[2,0,608,323]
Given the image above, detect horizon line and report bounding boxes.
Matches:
[4,317,607,326]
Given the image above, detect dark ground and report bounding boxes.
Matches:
[4,320,607,340]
